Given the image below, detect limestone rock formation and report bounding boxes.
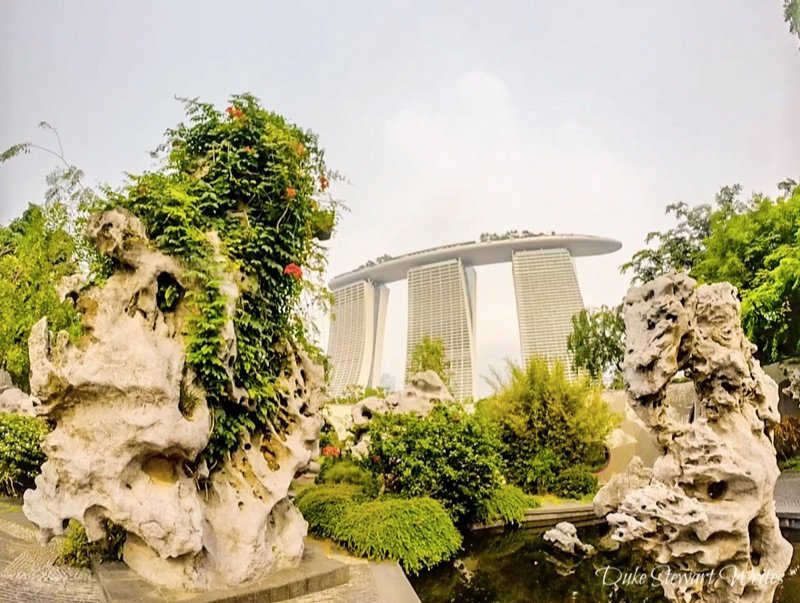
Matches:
[22,209,323,590]
[595,272,792,603]
[0,370,40,416]
[543,522,595,557]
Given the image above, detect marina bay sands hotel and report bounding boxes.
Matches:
[326,234,621,399]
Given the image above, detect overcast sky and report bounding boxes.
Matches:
[2,2,799,396]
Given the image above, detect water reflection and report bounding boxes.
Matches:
[410,525,800,603]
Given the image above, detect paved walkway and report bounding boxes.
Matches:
[0,498,417,603]
[776,471,800,520]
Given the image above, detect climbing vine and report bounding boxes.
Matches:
[102,94,338,466]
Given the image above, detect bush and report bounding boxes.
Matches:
[0,413,48,496]
[318,459,372,486]
[478,358,619,494]
[295,484,362,538]
[333,497,461,574]
[296,484,461,574]
[776,415,800,461]
[56,520,126,568]
[367,403,502,523]
[475,485,540,525]
[551,466,598,499]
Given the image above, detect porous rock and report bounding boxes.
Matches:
[22,209,323,590]
[543,522,595,556]
[595,272,792,603]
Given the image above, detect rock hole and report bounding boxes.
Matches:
[748,518,763,566]
[62,518,70,530]
[244,443,252,451]
[156,272,183,312]
[238,502,244,510]
[707,480,727,500]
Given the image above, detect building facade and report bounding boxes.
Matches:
[512,248,584,374]
[326,280,389,396]
[405,259,477,400]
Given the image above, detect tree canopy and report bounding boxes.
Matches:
[567,305,624,387]
[407,336,451,387]
[623,181,800,364]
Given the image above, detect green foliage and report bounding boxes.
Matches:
[775,415,800,462]
[331,497,462,574]
[367,403,502,524]
[0,203,81,389]
[620,185,749,285]
[407,336,451,388]
[475,485,540,526]
[295,484,363,538]
[693,185,800,362]
[622,182,800,363]
[95,94,338,466]
[318,458,372,486]
[567,305,624,386]
[296,485,462,574]
[56,520,126,568]
[325,384,387,405]
[787,0,800,42]
[478,358,618,495]
[551,466,598,499]
[0,413,48,496]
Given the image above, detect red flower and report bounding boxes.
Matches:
[293,142,306,156]
[243,146,254,154]
[321,446,341,458]
[286,187,297,199]
[283,263,303,279]
[226,106,244,118]
[371,455,380,464]
[319,174,329,191]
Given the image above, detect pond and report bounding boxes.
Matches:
[410,525,800,603]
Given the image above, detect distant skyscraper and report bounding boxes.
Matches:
[327,280,389,395]
[512,248,584,373]
[405,259,477,400]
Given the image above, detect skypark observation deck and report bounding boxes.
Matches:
[326,234,622,399]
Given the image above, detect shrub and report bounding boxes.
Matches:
[478,358,619,494]
[0,413,48,496]
[367,403,502,523]
[475,485,540,526]
[318,459,372,486]
[551,466,598,499]
[776,415,800,461]
[56,520,126,568]
[295,484,362,538]
[332,497,461,574]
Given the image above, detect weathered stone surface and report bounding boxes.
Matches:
[22,209,323,591]
[543,522,595,556]
[0,369,13,392]
[595,272,792,603]
[0,387,39,416]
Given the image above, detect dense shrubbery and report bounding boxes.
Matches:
[776,415,800,464]
[551,466,598,499]
[295,484,461,573]
[367,403,502,524]
[478,358,618,495]
[56,520,126,568]
[0,413,48,496]
[475,485,539,526]
[318,458,372,486]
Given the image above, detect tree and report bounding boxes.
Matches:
[620,185,748,284]
[567,305,624,387]
[407,336,451,387]
[0,201,81,389]
[693,183,800,362]
[786,0,800,44]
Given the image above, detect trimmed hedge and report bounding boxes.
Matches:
[56,520,126,568]
[318,459,372,486]
[0,412,48,496]
[475,484,540,525]
[296,485,461,574]
[551,466,598,499]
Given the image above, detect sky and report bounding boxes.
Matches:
[1,2,799,397]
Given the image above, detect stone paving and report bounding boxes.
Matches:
[776,471,800,517]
